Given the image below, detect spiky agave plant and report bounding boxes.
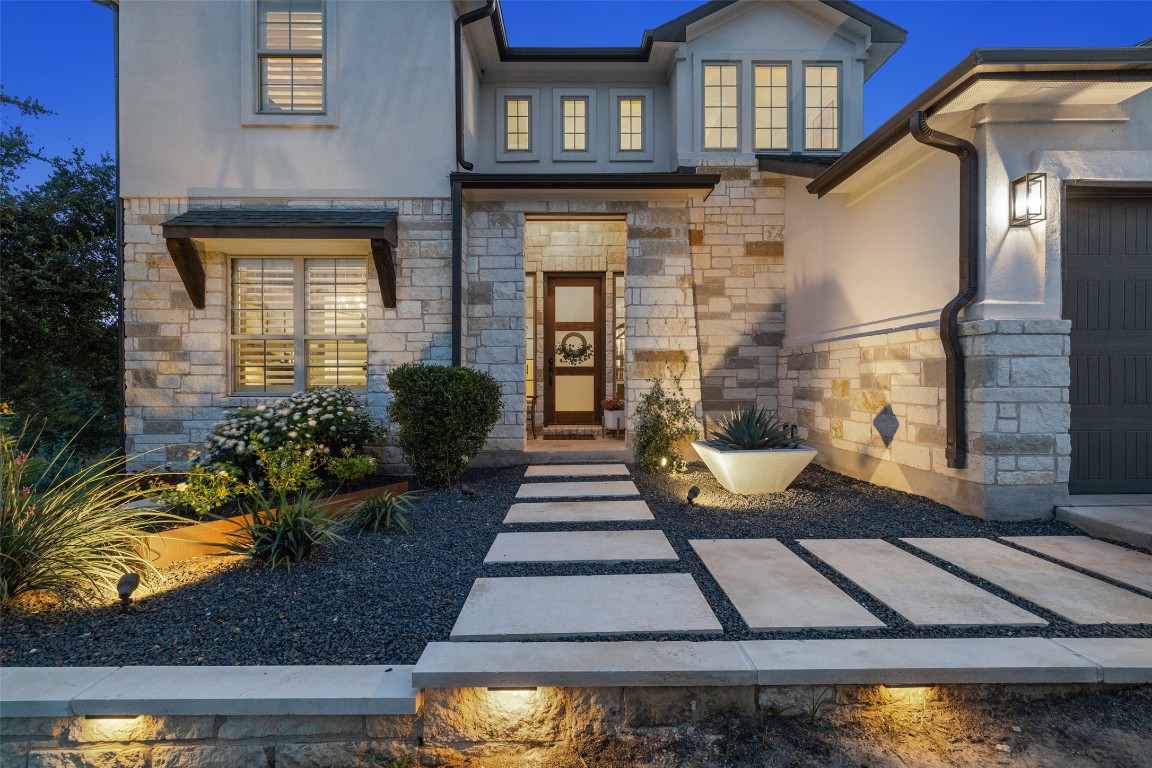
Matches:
[1,422,180,609]
[350,490,419,534]
[708,406,802,451]
[222,489,343,570]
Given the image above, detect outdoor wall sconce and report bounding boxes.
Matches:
[1010,173,1046,226]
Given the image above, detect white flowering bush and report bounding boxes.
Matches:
[200,388,378,482]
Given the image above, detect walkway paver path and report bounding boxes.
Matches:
[503,500,653,524]
[450,574,722,640]
[904,538,1152,624]
[515,480,639,499]
[484,530,678,564]
[524,464,630,477]
[691,539,884,631]
[800,539,1047,627]
[1002,536,1152,594]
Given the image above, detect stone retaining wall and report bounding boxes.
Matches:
[778,319,1071,520]
[1,684,1114,768]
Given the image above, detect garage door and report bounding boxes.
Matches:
[1064,189,1152,494]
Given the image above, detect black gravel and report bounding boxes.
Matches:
[2,463,1148,667]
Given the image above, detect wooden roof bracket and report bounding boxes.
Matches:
[164,237,206,310]
[371,238,397,308]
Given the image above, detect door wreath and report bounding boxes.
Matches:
[555,332,594,365]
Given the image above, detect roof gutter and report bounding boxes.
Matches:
[455,0,496,172]
[908,112,978,470]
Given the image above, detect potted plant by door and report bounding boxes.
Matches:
[602,397,625,436]
[693,407,817,494]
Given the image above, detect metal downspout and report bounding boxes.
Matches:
[908,111,979,469]
[95,0,125,455]
[452,2,495,366]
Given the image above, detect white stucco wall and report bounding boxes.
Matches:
[119,0,458,199]
[976,90,1152,321]
[783,149,959,346]
[674,0,869,165]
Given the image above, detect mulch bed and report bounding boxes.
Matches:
[2,463,1147,667]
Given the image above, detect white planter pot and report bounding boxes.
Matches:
[693,441,817,495]
[603,410,625,431]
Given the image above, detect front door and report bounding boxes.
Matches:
[1065,189,1152,493]
[544,275,604,425]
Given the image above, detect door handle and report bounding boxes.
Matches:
[548,357,555,385]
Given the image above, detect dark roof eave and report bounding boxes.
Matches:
[757,153,841,179]
[449,172,720,191]
[808,48,1152,197]
[161,209,399,245]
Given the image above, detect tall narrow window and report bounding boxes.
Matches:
[258,0,324,113]
[613,272,626,401]
[562,97,587,151]
[525,273,536,401]
[505,98,531,151]
[754,64,789,150]
[703,63,738,149]
[619,98,643,151]
[231,257,367,393]
[804,64,839,150]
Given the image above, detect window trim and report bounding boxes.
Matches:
[610,88,654,162]
[240,0,337,128]
[552,88,597,162]
[802,61,842,153]
[496,88,540,162]
[752,61,791,152]
[702,61,741,151]
[228,254,369,395]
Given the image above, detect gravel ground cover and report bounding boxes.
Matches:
[2,463,1148,667]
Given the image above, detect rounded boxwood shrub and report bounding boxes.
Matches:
[387,364,503,488]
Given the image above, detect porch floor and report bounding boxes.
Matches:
[524,435,629,463]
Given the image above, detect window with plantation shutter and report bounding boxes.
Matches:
[258,0,324,113]
[231,257,367,393]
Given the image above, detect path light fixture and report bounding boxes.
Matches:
[1010,173,1046,226]
[686,486,700,506]
[116,573,140,611]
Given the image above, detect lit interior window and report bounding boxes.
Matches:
[506,98,531,151]
[258,0,324,113]
[703,63,738,149]
[619,98,643,151]
[805,65,839,150]
[754,64,788,150]
[562,98,587,151]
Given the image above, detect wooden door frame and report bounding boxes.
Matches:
[544,273,605,425]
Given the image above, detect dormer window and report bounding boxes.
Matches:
[804,64,840,151]
[754,64,789,151]
[258,0,324,114]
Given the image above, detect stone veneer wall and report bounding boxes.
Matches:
[689,159,787,423]
[1,685,1101,767]
[778,319,1071,520]
[463,200,703,453]
[122,198,452,471]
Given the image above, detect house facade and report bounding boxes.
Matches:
[114,0,1152,520]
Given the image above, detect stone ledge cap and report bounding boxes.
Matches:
[0,667,120,718]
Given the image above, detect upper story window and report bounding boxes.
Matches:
[703,63,739,150]
[231,256,367,393]
[258,0,324,114]
[562,97,588,152]
[754,64,789,151]
[618,98,644,151]
[505,97,531,151]
[804,64,840,151]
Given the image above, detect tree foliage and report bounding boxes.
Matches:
[0,90,119,456]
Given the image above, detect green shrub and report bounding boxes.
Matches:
[201,388,378,481]
[387,364,503,488]
[351,490,418,533]
[709,406,801,450]
[328,450,377,484]
[153,465,249,518]
[255,444,323,496]
[632,377,699,474]
[1,422,180,608]
[222,490,341,570]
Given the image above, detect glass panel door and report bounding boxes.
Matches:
[545,275,604,425]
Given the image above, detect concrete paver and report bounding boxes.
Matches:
[524,464,630,477]
[1002,536,1152,594]
[484,530,678,564]
[1052,638,1152,683]
[691,539,885,631]
[503,500,653,524]
[799,539,1046,627]
[1055,505,1152,549]
[450,574,722,640]
[903,538,1152,624]
[515,480,640,499]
